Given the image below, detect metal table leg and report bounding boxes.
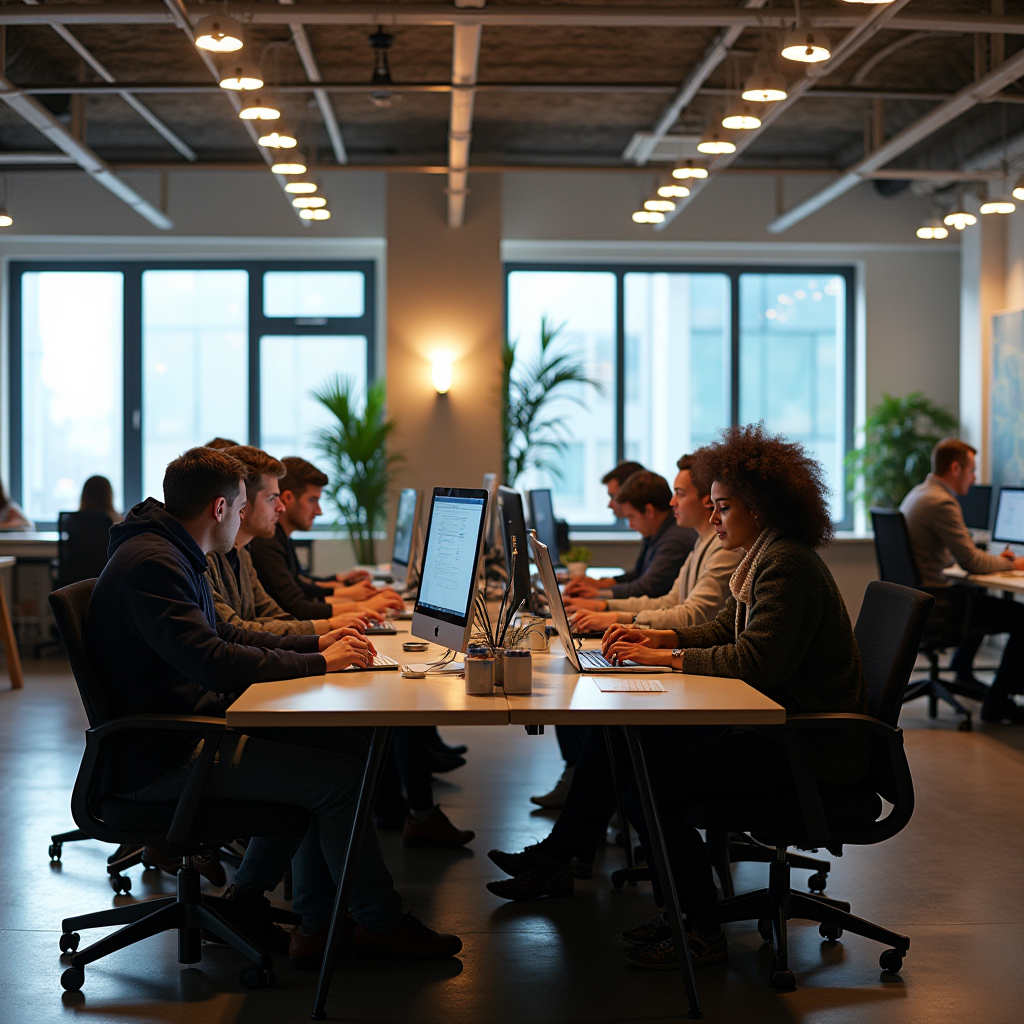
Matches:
[311,725,392,1021]
[622,725,702,1020]
[603,726,634,871]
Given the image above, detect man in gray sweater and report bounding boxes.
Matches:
[901,438,1024,723]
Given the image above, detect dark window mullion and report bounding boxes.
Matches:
[615,270,626,465]
[9,264,23,505]
[248,269,262,448]
[730,270,741,427]
[123,268,143,508]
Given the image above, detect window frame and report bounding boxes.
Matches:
[504,261,857,531]
[8,259,376,525]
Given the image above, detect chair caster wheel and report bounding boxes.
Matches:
[757,918,773,942]
[770,967,795,991]
[879,949,904,974]
[611,874,626,891]
[109,874,132,894]
[958,718,972,732]
[818,924,843,942]
[239,965,275,990]
[60,967,84,992]
[59,932,80,954]
[807,872,827,893]
[49,844,62,862]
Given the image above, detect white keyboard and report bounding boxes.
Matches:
[342,653,399,672]
[593,677,665,693]
[578,648,616,670]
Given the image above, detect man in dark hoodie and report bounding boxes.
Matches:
[88,446,462,965]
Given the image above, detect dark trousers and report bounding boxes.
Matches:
[556,725,589,768]
[538,725,724,865]
[625,731,796,932]
[944,591,1024,698]
[375,726,435,815]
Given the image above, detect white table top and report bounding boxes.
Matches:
[225,634,785,729]
[942,565,1024,595]
[0,556,14,570]
[0,532,59,559]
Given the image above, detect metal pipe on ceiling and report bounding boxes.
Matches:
[447,23,481,228]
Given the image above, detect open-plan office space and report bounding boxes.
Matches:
[0,3,1022,1023]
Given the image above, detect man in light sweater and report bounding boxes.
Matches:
[566,454,741,633]
[901,437,1024,723]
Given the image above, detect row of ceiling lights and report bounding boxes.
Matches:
[195,14,331,220]
[916,180,1024,239]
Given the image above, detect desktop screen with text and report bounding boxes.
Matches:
[994,489,1024,544]
[418,496,485,618]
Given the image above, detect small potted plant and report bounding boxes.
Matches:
[564,545,593,579]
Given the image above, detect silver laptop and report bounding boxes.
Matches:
[528,532,671,674]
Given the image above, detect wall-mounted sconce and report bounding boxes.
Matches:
[431,351,453,394]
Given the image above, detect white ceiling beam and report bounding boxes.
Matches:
[655,0,914,230]
[0,69,172,228]
[447,23,481,228]
[767,46,1024,233]
[631,0,768,167]
[2,6,1024,36]
[21,0,196,161]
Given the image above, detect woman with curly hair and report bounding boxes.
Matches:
[603,424,869,971]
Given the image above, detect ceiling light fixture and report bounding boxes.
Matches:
[271,157,307,174]
[258,126,298,149]
[672,161,709,180]
[292,196,327,209]
[943,208,977,231]
[632,210,665,224]
[658,184,690,198]
[369,27,400,108]
[285,181,318,194]
[980,192,1016,215]
[299,208,332,221]
[722,99,762,130]
[219,61,264,91]
[0,206,12,228]
[1013,175,1024,201]
[239,95,280,120]
[781,26,831,63]
[697,128,736,155]
[644,199,676,212]
[916,218,949,240]
[194,14,244,53]
[742,71,788,102]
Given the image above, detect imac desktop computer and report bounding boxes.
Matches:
[412,487,489,651]
[389,487,423,590]
[528,488,562,566]
[992,486,1024,548]
[498,485,534,616]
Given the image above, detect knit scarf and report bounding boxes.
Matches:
[728,528,778,640]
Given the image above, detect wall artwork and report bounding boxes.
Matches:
[991,308,1024,490]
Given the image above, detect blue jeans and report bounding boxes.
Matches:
[122,731,403,932]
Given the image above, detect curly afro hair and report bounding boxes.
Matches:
[690,424,834,548]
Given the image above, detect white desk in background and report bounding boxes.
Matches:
[942,564,1024,596]
[226,633,783,1020]
[0,531,59,560]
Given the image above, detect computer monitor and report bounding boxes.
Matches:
[528,488,562,565]
[957,484,993,531]
[412,487,489,650]
[481,472,500,552]
[390,488,422,587]
[993,487,1024,545]
[498,485,533,616]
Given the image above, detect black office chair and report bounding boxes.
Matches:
[870,507,980,730]
[679,581,931,990]
[50,580,308,992]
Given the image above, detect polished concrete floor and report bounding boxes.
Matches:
[1,659,1022,1024]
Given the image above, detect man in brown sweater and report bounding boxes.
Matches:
[900,438,1024,723]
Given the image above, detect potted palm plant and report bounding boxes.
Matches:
[311,375,401,565]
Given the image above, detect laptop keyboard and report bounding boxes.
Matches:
[578,648,615,670]
[342,653,399,672]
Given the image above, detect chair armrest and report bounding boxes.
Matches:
[779,713,902,739]
[85,714,228,740]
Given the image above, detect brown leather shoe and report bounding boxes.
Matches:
[402,806,475,848]
[288,916,355,971]
[354,913,462,960]
[203,884,291,953]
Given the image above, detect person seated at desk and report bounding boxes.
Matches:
[488,456,738,898]
[900,437,1024,724]
[583,425,868,969]
[568,454,741,632]
[87,446,462,964]
[563,470,696,602]
[0,479,33,531]
[248,457,404,622]
[603,460,646,518]
[79,475,122,523]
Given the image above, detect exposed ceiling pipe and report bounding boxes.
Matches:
[0,68,172,227]
[766,45,1024,233]
[447,23,481,228]
[655,0,914,230]
[21,0,196,161]
[851,31,936,86]
[631,0,768,167]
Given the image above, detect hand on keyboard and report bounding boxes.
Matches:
[323,634,377,672]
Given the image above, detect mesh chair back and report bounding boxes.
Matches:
[869,508,923,589]
[854,581,935,726]
[57,511,113,590]
[49,580,114,728]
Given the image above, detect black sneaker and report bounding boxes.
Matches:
[621,911,671,947]
[624,926,727,970]
[486,860,574,902]
[981,695,1024,724]
[488,844,546,876]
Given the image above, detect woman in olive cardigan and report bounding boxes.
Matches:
[604,424,870,970]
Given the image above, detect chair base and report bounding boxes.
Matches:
[715,849,909,989]
[58,861,300,993]
[48,830,151,894]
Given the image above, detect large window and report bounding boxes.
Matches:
[9,261,375,524]
[506,264,855,529]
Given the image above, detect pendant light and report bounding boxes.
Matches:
[697,128,736,155]
[292,196,327,209]
[722,100,762,130]
[271,155,308,175]
[299,208,332,221]
[369,27,400,108]
[258,125,298,149]
[0,207,12,228]
[943,208,977,231]
[194,14,244,53]
[658,183,690,198]
[632,210,665,224]
[285,181,318,194]
[980,195,1016,215]
[219,61,264,91]
[916,218,949,240]
[672,161,709,180]
[644,199,676,212]
[781,2,830,63]
[1013,175,1024,201]
[239,95,280,120]
[742,70,788,102]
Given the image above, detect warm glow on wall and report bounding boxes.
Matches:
[431,352,454,394]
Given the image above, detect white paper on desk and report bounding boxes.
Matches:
[405,661,465,675]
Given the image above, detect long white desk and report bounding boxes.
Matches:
[942,564,1024,595]
[0,531,59,559]
[226,633,784,1021]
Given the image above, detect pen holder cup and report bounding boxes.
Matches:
[501,649,533,695]
[465,656,495,696]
